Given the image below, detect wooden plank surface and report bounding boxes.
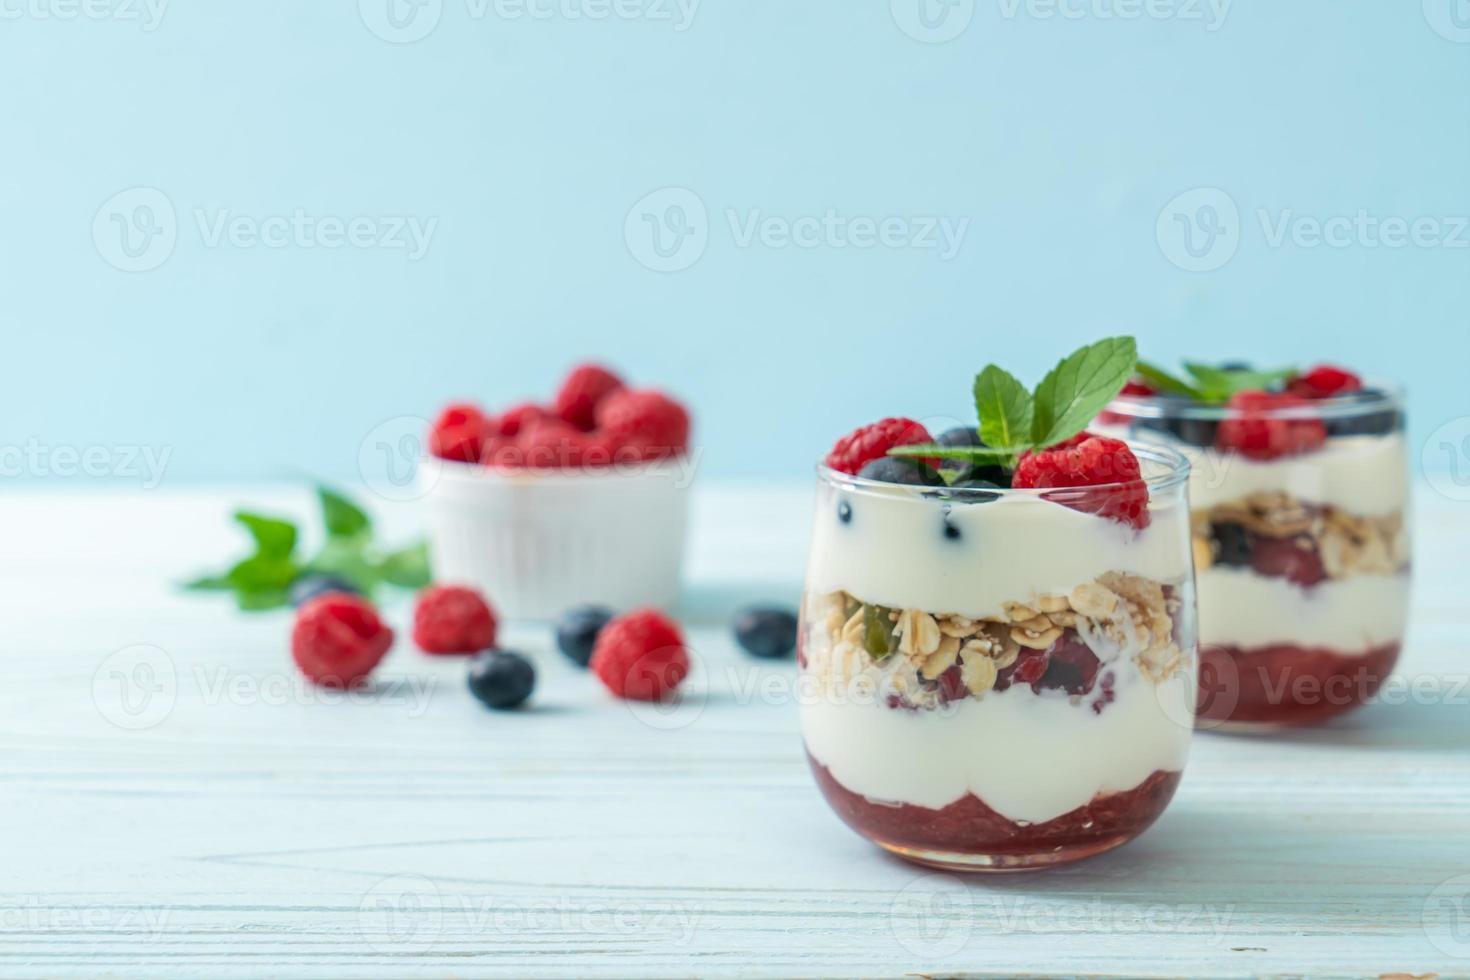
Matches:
[0,483,1467,979]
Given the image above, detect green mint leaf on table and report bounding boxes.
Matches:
[973,365,1033,465]
[233,511,297,560]
[182,574,234,591]
[1135,360,1204,399]
[235,588,290,612]
[377,541,431,589]
[318,485,372,539]
[226,555,299,593]
[1030,336,1138,448]
[305,537,380,595]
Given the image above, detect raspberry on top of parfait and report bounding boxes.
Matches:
[822,337,1152,529]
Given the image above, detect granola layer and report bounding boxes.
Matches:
[802,572,1189,713]
[1192,489,1408,581]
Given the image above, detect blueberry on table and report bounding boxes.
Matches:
[556,604,614,667]
[288,573,361,607]
[733,607,799,659]
[468,650,536,710]
[857,456,943,486]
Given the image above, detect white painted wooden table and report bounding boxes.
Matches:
[2,482,1469,979]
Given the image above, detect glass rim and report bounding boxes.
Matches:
[814,439,1192,500]
[1105,380,1406,422]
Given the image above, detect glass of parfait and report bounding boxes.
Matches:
[1100,365,1410,729]
[798,437,1198,871]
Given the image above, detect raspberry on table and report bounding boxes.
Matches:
[429,402,494,464]
[508,418,609,469]
[291,594,394,687]
[1287,364,1363,399]
[596,389,691,461]
[1216,391,1327,460]
[413,584,498,654]
[553,363,625,431]
[590,608,690,701]
[824,418,934,476]
[1013,432,1151,529]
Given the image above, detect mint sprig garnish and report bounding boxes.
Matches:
[888,336,1139,469]
[1137,359,1296,404]
[184,484,432,611]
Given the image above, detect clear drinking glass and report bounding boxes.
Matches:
[798,443,1197,871]
[1100,386,1410,728]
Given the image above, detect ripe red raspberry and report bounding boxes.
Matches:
[1099,380,1158,424]
[1014,433,1151,529]
[291,594,394,686]
[510,418,617,469]
[596,389,691,461]
[824,418,934,476]
[1287,364,1363,399]
[413,584,498,654]
[1216,391,1327,461]
[429,403,494,464]
[553,363,625,431]
[590,608,690,701]
[496,402,550,438]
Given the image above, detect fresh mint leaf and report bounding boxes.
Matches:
[889,444,1016,464]
[183,574,233,591]
[1135,360,1203,399]
[1031,336,1138,448]
[305,538,379,594]
[318,485,371,539]
[226,554,299,592]
[377,541,431,589]
[233,511,297,560]
[973,365,1033,462]
[235,589,290,612]
[1183,362,1295,402]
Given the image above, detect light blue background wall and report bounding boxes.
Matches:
[2,0,1467,485]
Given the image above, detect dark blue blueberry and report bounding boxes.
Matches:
[1324,388,1400,437]
[1132,414,1218,449]
[468,649,536,710]
[935,426,984,450]
[288,572,361,607]
[858,456,943,486]
[1211,522,1252,567]
[732,606,798,659]
[950,462,1011,488]
[555,604,614,667]
[942,506,961,540]
[837,500,853,524]
[1218,360,1253,372]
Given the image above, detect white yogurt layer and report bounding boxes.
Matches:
[802,665,1194,824]
[806,482,1193,619]
[1197,566,1410,651]
[1161,433,1408,517]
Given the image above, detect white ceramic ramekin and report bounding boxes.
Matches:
[419,456,692,621]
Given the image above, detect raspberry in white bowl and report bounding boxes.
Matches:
[419,364,695,621]
[800,338,1198,871]
[1100,361,1409,729]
